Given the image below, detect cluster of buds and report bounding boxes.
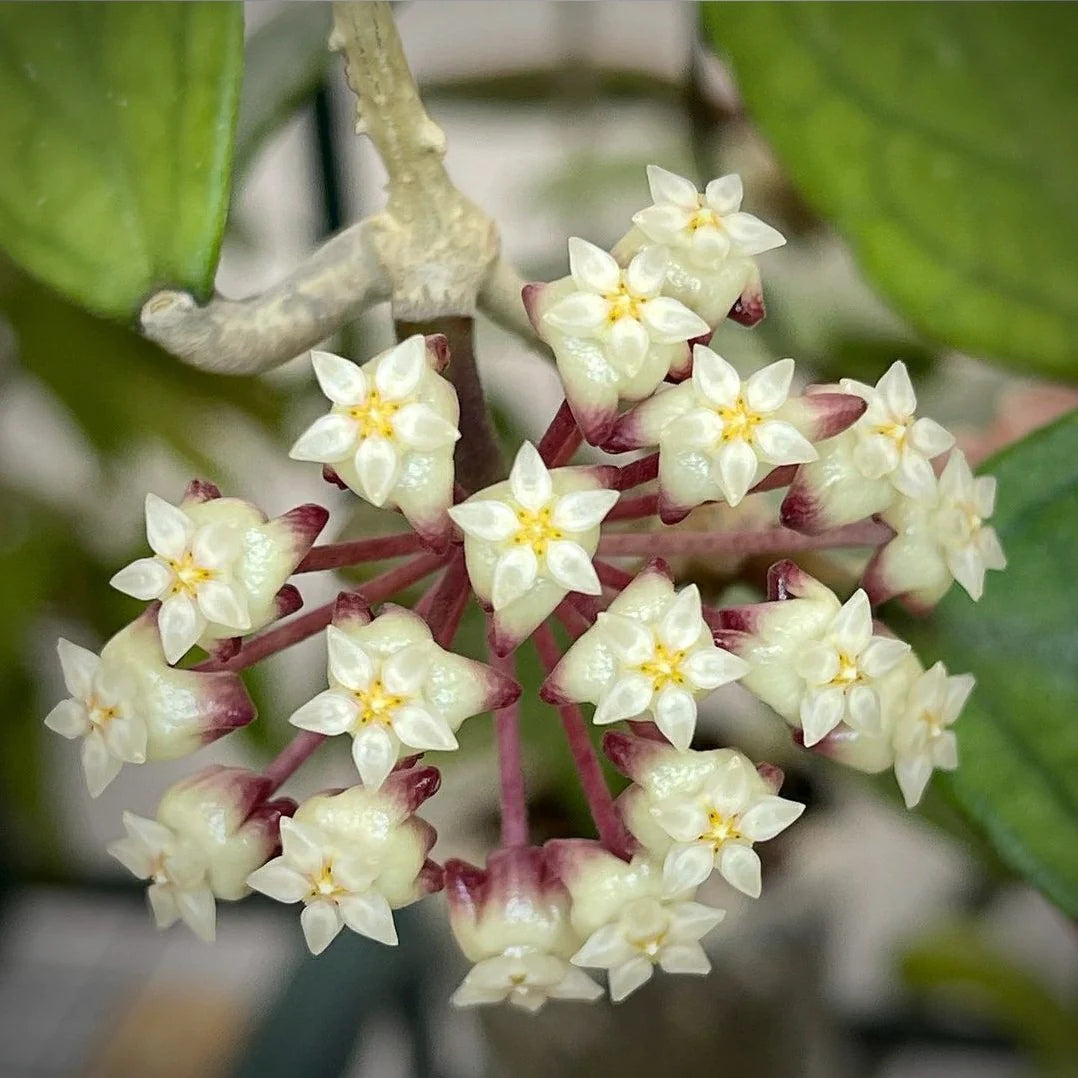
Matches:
[45,165,1004,1009]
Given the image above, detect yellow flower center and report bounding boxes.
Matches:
[717,394,763,442]
[166,551,216,597]
[87,696,119,728]
[347,390,400,439]
[688,206,720,232]
[875,420,909,448]
[312,860,349,900]
[704,810,743,848]
[829,651,863,688]
[630,931,668,958]
[513,505,563,557]
[603,282,644,322]
[352,679,405,726]
[637,643,687,691]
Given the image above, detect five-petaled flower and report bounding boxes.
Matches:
[547,842,725,1002]
[543,560,746,750]
[605,732,804,899]
[865,449,1007,609]
[246,765,442,954]
[44,608,255,796]
[109,482,327,663]
[782,362,954,533]
[449,441,620,653]
[526,240,709,443]
[108,767,291,942]
[289,335,461,547]
[289,594,519,789]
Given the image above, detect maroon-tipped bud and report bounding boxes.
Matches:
[273,584,304,620]
[322,465,349,490]
[756,762,786,793]
[425,333,451,372]
[332,591,372,629]
[383,763,442,815]
[728,289,765,327]
[183,478,223,504]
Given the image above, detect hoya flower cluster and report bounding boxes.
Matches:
[44,165,1004,1011]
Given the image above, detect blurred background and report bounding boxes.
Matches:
[1,3,1076,1076]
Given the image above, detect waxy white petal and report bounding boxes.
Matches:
[508,441,552,513]
[543,291,611,336]
[654,686,697,750]
[847,684,882,735]
[280,818,328,876]
[158,593,204,664]
[831,590,873,655]
[393,704,458,751]
[110,557,172,600]
[640,297,709,343]
[351,725,397,790]
[491,545,539,610]
[301,899,343,955]
[658,942,711,976]
[448,500,520,542]
[717,843,762,898]
[289,689,358,735]
[745,358,794,413]
[102,712,147,764]
[753,421,818,465]
[683,646,747,690]
[375,336,426,401]
[56,638,100,700]
[799,687,847,747]
[339,891,399,946]
[703,173,743,214]
[723,212,786,256]
[247,860,312,904]
[327,626,374,691]
[311,351,367,405]
[552,489,620,533]
[658,584,704,650]
[594,673,654,726]
[595,612,654,665]
[572,924,636,969]
[877,361,917,418]
[82,730,123,797]
[738,796,804,842]
[44,698,91,739]
[380,643,431,696]
[606,316,650,375]
[662,842,715,895]
[290,414,358,462]
[196,579,251,631]
[677,407,724,448]
[860,636,910,678]
[391,402,460,450]
[648,165,701,210]
[568,237,621,294]
[609,957,654,1002]
[692,345,741,407]
[632,203,693,244]
[354,436,400,507]
[626,245,669,297]
[145,494,193,561]
[545,539,601,595]
[714,438,759,506]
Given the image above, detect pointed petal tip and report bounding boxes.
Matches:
[727,289,765,328]
[778,481,827,534]
[801,390,868,441]
[199,674,258,741]
[277,503,331,555]
[273,584,304,620]
[425,333,451,372]
[521,283,546,333]
[322,465,349,491]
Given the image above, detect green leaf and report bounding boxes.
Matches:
[706,4,1078,380]
[895,411,1078,916]
[900,925,1078,1076]
[0,1,243,319]
[233,4,332,178]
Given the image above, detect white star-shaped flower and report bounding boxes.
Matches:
[45,638,145,797]
[249,768,441,954]
[546,844,724,1003]
[108,811,218,941]
[867,450,1006,609]
[543,563,747,750]
[43,611,256,797]
[793,589,910,747]
[527,242,709,444]
[782,362,955,533]
[110,494,250,663]
[843,361,955,501]
[248,817,396,953]
[892,662,975,809]
[290,602,519,789]
[289,335,460,545]
[633,166,786,267]
[449,442,619,653]
[605,737,804,900]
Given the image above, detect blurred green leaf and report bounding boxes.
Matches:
[1,265,282,465]
[895,411,1078,916]
[233,4,333,178]
[0,1,243,319]
[707,4,1078,379]
[900,925,1078,1076]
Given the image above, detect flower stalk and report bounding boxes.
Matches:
[263,731,327,792]
[489,647,529,848]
